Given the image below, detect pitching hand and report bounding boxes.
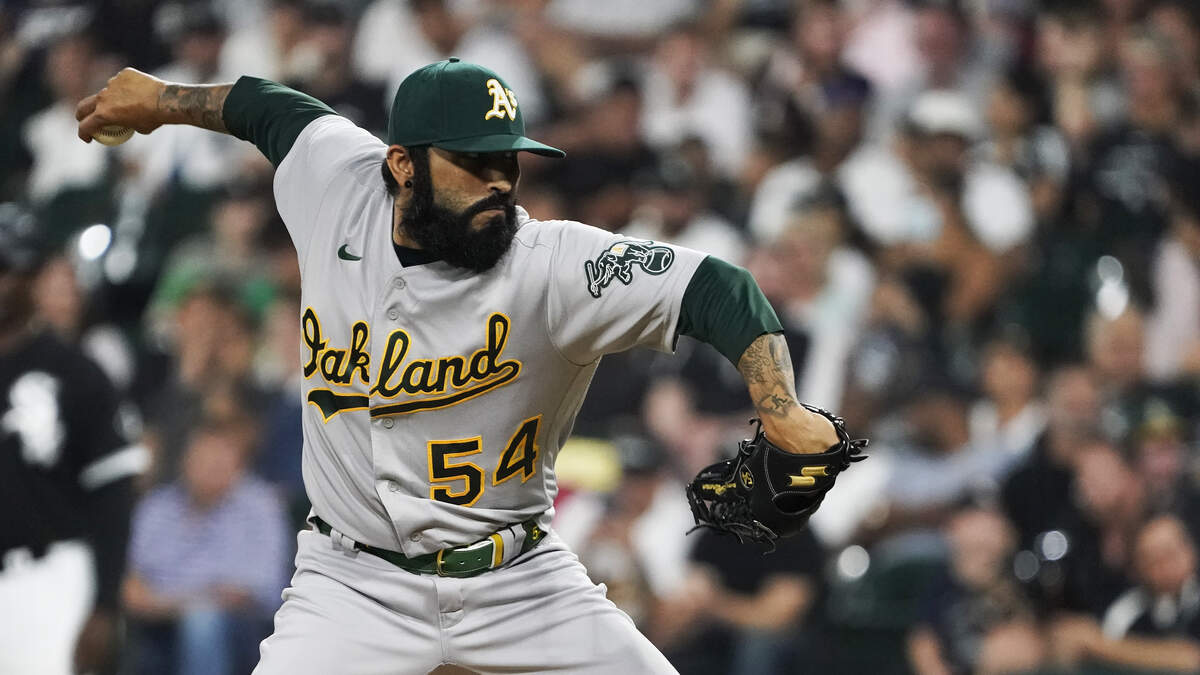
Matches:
[76,68,167,143]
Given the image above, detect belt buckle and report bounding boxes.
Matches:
[435,548,448,577]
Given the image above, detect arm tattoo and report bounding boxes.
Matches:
[158,83,232,133]
[737,333,798,418]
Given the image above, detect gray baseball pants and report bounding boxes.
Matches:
[254,527,678,674]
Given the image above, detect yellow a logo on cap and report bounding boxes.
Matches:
[484,78,518,121]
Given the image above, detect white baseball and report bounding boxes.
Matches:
[93,125,134,146]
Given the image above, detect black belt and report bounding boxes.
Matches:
[311,516,545,578]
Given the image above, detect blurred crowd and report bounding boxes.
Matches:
[2,0,1200,673]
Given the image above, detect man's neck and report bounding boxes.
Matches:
[392,201,421,249]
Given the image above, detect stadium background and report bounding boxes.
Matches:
[3,0,1200,672]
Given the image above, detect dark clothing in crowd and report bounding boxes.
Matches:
[1001,432,1076,552]
[917,568,1034,675]
[667,528,824,675]
[0,330,138,610]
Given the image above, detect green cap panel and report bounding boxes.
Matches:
[387,58,564,158]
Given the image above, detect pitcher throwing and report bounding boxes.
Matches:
[76,58,860,674]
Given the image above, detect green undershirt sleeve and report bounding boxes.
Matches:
[221,76,337,167]
[677,256,783,366]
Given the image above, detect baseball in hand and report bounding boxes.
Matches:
[93,125,134,146]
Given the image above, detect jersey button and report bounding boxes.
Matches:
[387,480,400,492]
[392,277,407,290]
[386,307,400,320]
[409,532,423,542]
[381,418,395,429]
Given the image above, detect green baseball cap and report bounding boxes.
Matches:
[387,58,565,158]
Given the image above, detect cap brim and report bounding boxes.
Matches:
[434,134,565,158]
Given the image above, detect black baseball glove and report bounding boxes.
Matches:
[686,404,868,550]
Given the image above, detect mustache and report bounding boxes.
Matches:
[461,193,515,221]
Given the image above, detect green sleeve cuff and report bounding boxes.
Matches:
[677,256,783,365]
[222,76,337,166]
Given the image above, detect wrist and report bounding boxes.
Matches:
[151,80,178,125]
[760,408,837,455]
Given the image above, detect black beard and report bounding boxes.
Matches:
[399,178,518,273]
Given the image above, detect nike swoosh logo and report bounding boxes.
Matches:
[338,244,362,261]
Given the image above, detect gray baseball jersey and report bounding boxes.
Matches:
[274,115,706,557]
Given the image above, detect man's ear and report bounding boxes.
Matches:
[386,145,414,185]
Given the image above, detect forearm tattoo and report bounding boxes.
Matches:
[738,333,798,418]
[158,83,232,133]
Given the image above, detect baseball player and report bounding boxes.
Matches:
[76,59,846,674]
[0,203,146,674]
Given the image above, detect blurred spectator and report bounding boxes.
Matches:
[752,0,873,164]
[640,347,747,480]
[284,2,386,135]
[656,527,823,675]
[1145,158,1200,381]
[838,272,941,434]
[559,435,693,629]
[640,22,753,179]
[968,337,1045,460]
[219,0,308,81]
[1129,396,1200,528]
[152,3,228,85]
[146,184,276,331]
[907,508,1043,675]
[1076,31,1186,302]
[872,0,1000,140]
[839,92,1032,346]
[1087,305,1145,393]
[23,32,115,247]
[748,55,873,245]
[1052,515,1200,672]
[978,67,1071,226]
[1085,305,1149,439]
[1051,440,1147,616]
[0,202,144,675]
[357,0,547,125]
[750,188,875,409]
[842,0,922,95]
[140,282,263,484]
[1002,366,1100,551]
[673,134,745,225]
[253,293,308,524]
[1036,4,1123,147]
[123,417,288,675]
[855,377,1021,549]
[541,73,658,230]
[32,254,136,392]
[626,155,746,263]
[1148,0,1200,91]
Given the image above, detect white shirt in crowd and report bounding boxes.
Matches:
[749,143,1034,253]
[639,65,754,179]
[545,0,699,39]
[1145,238,1200,381]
